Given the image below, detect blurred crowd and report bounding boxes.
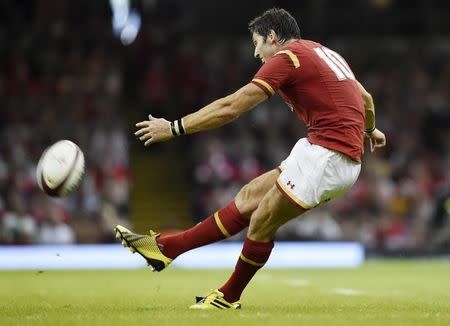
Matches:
[0,1,130,244]
[1,1,449,252]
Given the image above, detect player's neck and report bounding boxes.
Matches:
[279,38,298,50]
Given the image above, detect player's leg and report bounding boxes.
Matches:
[246,185,306,242]
[157,168,280,258]
[191,139,362,309]
[217,185,305,303]
[190,185,305,309]
[115,169,280,271]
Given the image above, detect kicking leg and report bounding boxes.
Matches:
[115,169,280,271]
[157,169,280,258]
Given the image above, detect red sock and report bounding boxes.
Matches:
[219,238,274,303]
[157,201,249,259]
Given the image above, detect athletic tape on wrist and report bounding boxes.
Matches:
[171,119,186,136]
[170,121,178,136]
[177,119,186,135]
[174,120,181,135]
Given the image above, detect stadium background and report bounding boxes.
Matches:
[1,0,449,257]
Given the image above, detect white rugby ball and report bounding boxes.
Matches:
[36,140,85,197]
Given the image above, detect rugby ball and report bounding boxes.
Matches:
[36,140,85,197]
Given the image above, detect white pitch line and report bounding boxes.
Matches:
[254,273,273,282]
[284,278,310,287]
[239,312,272,318]
[332,288,364,296]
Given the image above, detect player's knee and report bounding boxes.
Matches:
[247,204,278,241]
[247,188,295,241]
[248,213,278,242]
[235,183,257,215]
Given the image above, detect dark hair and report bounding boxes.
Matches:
[248,8,301,42]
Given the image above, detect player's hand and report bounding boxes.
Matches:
[135,114,174,146]
[365,128,386,152]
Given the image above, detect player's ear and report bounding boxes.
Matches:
[268,30,278,44]
[268,29,280,44]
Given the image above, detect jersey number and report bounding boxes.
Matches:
[314,47,355,81]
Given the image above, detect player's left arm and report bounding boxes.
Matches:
[135,83,268,146]
[356,81,386,152]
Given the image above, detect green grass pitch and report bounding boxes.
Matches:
[1,260,449,325]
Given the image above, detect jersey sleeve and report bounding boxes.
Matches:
[251,50,300,96]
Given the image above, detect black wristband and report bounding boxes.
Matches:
[170,121,178,136]
[176,119,186,135]
[365,126,376,134]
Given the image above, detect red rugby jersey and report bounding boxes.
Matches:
[252,39,365,163]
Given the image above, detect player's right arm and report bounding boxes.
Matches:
[182,52,296,136]
[134,83,268,146]
[135,51,293,146]
[356,81,386,152]
[182,83,268,134]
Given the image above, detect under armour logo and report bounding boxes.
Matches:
[287,180,295,189]
[286,102,294,112]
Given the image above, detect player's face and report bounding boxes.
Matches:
[252,32,277,64]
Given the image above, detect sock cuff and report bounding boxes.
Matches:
[214,201,249,237]
[221,201,248,221]
[241,238,274,265]
[244,237,274,250]
[226,200,247,217]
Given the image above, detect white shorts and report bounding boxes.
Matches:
[276,138,361,209]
